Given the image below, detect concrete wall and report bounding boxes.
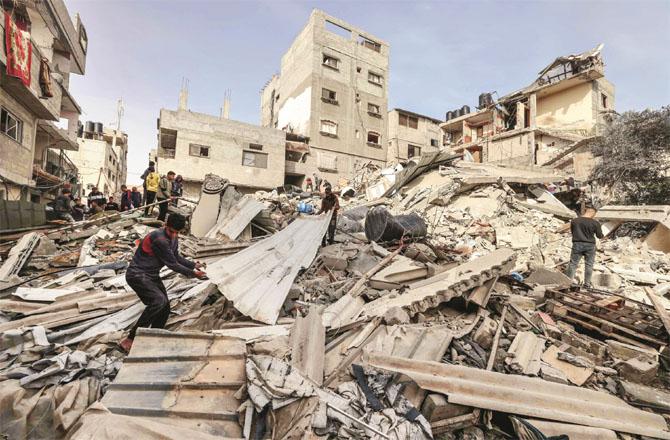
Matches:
[487,132,533,163]
[158,109,285,190]
[387,110,442,162]
[536,82,594,131]
[0,92,38,189]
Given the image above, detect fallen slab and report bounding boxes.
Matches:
[0,232,40,281]
[596,205,670,230]
[365,353,670,439]
[206,213,331,324]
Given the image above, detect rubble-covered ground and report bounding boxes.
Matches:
[1,156,670,440]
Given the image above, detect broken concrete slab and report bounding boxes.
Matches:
[524,267,572,287]
[619,380,670,412]
[505,331,545,376]
[645,223,670,253]
[616,357,659,385]
[541,344,593,386]
[606,340,658,363]
[596,205,670,230]
[0,232,41,282]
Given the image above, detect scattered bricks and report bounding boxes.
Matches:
[472,316,497,350]
[382,306,410,325]
[616,357,659,385]
[421,393,472,422]
[607,340,659,363]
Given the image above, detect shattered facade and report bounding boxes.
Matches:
[441,44,615,178]
[70,125,128,199]
[0,0,87,203]
[387,108,442,163]
[260,10,389,186]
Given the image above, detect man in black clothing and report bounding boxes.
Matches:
[316,185,339,246]
[87,186,106,209]
[71,198,86,221]
[564,207,604,287]
[104,196,120,211]
[119,213,206,352]
[54,188,74,222]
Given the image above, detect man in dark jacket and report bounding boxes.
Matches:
[87,186,106,209]
[105,196,120,211]
[316,185,339,246]
[131,186,142,208]
[564,206,604,287]
[120,185,133,211]
[71,197,86,221]
[54,188,74,222]
[119,213,206,352]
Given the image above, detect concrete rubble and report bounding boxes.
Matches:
[1,162,670,440]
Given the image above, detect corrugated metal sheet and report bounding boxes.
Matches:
[101,328,246,438]
[366,354,670,439]
[205,196,264,240]
[206,214,331,324]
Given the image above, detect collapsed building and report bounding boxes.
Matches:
[441,44,615,179]
[1,154,669,439]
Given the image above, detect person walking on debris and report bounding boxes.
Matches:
[119,213,206,352]
[316,185,339,246]
[157,171,175,221]
[54,188,74,222]
[140,160,155,206]
[563,206,604,287]
[144,165,160,216]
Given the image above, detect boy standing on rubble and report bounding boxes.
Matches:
[316,185,339,246]
[119,213,206,352]
[564,206,604,287]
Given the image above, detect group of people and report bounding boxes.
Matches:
[53,160,184,223]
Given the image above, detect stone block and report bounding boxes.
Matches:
[616,357,659,385]
[607,340,658,363]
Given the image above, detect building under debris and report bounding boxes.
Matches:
[441,44,615,179]
[260,10,390,186]
[0,0,87,204]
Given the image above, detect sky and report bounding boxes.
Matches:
[66,0,670,183]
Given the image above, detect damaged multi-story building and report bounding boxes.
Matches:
[69,122,128,198]
[260,10,389,187]
[156,89,286,197]
[387,108,442,163]
[441,45,614,179]
[0,0,87,203]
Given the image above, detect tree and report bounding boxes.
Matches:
[590,106,670,205]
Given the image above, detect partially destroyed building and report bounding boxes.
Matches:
[260,10,389,186]
[387,108,442,163]
[441,45,615,178]
[70,123,128,198]
[156,93,286,197]
[0,0,87,204]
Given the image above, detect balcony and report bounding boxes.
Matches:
[0,18,63,121]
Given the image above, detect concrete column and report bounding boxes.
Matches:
[529,93,537,128]
[516,102,525,129]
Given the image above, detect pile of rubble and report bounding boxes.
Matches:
[1,157,670,439]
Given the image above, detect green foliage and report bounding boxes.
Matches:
[590,106,670,204]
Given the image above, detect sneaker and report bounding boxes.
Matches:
[119,337,134,353]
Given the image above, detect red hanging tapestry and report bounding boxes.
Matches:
[4,12,32,86]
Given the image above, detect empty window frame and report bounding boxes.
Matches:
[325,20,351,39]
[321,88,338,104]
[367,103,381,116]
[320,120,338,137]
[399,113,418,129]
[249,143,263,151]
[601,93,608,109]
[367,131,381,146]
[430,138,439,147]
[1,107,23,143]
[323,54,340,70]
[189,143,210,158]
[368,71,383,85]
[242,151,268,168]
[408,144,421,158]
[358,35,381,52]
